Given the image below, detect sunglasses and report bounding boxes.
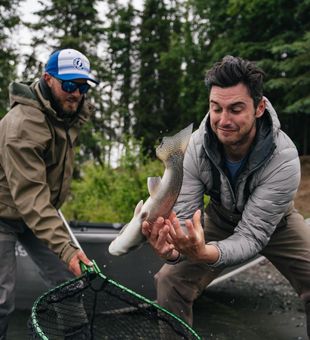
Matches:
[55,77,91,94]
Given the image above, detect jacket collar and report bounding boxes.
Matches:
[9,80,95,127]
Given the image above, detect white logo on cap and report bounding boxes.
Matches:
[73,58,84,70]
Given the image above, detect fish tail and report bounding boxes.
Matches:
[108,211,144,256]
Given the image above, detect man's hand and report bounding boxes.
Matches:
[168,209,219,263]
[142,216,179,261]
[68,250,93,276]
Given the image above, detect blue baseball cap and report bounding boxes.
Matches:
[45,48,99,84]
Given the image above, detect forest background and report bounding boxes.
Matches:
[1,0,309,222]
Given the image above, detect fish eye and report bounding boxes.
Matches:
[158,140,164,148]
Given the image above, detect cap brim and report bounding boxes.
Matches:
[56,73,99,84]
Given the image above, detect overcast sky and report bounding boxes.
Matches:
[16,0,144,63]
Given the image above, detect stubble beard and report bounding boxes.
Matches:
[62,98,81,116]
[52,90,82,117]
[222,119,257,154]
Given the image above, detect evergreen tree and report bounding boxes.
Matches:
[106,1,136,135]
[190,0,309,108]
[0,0,20,117]
[178,1,209,127]
[90,0,138,166]
[190,0,310,154]
[135,0,182,156]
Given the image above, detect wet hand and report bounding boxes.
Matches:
[142,217,178,261]
[168,209,208,262]
[68,250,93,276]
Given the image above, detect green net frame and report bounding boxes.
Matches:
[29,261,202,339]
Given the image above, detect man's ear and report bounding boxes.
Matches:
[255,98,266,118]
[43,73,52,87]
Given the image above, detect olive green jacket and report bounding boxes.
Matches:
[0,81,95,265]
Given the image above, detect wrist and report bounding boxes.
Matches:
[165,250,181,264]
[202,244,220,264]
[169,249,180,261]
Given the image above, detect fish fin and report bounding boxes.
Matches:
[147,176,161,197]
[134,200,144,216]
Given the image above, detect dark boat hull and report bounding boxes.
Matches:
[16,222,164,310]
[15,220,267,310]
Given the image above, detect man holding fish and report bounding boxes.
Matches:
[141,56,310,337]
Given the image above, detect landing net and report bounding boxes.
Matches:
[29,263,201,339]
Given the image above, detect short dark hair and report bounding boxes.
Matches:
[205,56,265,108]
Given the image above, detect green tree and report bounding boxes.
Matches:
[106,1,136,134]
[0,0,20,117]
[134,0,183,156]
[63,137,163,222]
[190,0,309,105]
[190,0,310,154]
[178,1,209,127]
[96,1,138,166]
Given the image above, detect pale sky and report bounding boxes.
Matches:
[16,0,144,64]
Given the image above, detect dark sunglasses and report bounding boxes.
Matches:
[55,77,91,94]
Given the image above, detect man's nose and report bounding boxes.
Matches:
[71,88,82,97]
[220,110,231,124]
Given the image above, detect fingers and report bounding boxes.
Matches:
[170,215,185,239]
[168,210,202,246]
[149,217,165,243]
[168,216,188,251]
[143,216,167,247]
[68,253,81,276]
[143,216,177,259]
[192,209,202,229]
[143,212,203,260]
[68,250,93,277]
[185,209,202,241]
[141,221,150,237]
[168,210,177,222]
[156,225,171,248]
[77,251,93,266]
[166,233,174,244]
[156,225,175,258]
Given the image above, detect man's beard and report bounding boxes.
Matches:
[39,77,83,120]
[51,92,83,119]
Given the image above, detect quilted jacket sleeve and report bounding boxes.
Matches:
[213,137,300,267]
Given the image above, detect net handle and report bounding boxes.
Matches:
[58,209,82,250]
[58,209,97,274]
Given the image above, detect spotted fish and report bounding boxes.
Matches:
[108,124,193,256]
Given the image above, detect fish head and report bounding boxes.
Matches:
[155,124,193,163]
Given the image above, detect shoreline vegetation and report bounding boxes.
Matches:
[63,155,310,223]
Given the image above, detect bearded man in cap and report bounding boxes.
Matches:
[0,48,98,338]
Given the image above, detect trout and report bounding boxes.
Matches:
[108,123,193,256]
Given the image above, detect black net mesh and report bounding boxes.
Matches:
[28,272,201,340]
